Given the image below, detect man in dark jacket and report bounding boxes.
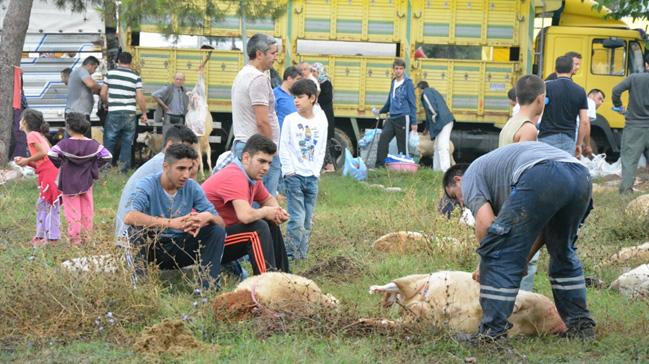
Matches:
[375,58,418,167]
[418,81,454,172]
[152,72,190,135]
[612,53,649,194]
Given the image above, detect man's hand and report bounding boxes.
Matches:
[410,124,418,132]
[575,144,582,158]
[139,113,149,125]
[183,212,214,237]
[163,105,171,113]
[582,144,593,158]
[273,207,289,225]
[168,216,189,231]
[472,269,480,283]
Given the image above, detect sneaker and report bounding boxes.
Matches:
[561,321,596,341]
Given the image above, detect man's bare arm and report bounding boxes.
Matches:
[253,104,273,139]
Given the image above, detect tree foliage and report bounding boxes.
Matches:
[47,0,287,35]
[595,0,649,21]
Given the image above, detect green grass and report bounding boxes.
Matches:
[1,168,648,363]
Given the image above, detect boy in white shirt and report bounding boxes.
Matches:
[279,79,328,260]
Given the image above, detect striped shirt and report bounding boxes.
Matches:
[106,67,142,113]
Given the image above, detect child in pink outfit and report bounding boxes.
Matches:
[48,113,112,245]
[15,109,62,246]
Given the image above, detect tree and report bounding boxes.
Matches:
[595,0,649,21]
[0,0,286,164]
[0,0,34,165]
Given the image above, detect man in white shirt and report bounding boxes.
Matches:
[231,33,282,195]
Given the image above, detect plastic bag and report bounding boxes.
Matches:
[185,73,208,136]
[408,132,420,156]
[579,154,621,178]
[342,148,368,181]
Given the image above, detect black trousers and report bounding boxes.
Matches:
[376,115,407,167]
[131,224,226,287]
[224,220,289,274]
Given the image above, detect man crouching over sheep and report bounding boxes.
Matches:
[124,144,226,289]
[443,142,596,342]
[202,134,290,274]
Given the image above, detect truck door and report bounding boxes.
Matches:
[588,37,628,130]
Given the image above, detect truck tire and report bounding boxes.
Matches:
[332,128,354,170]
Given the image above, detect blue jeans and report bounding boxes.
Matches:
[284,175,319,259]
[477,161,594,337]
[104,111,136,173]
[520,250,540,292]
[539,133,576,156]
[232,140,281,196]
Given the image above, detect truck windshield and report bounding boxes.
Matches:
[628,41,645,74]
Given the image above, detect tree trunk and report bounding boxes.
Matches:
[0,0,33,165]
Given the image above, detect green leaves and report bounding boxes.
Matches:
[595,0,649,21]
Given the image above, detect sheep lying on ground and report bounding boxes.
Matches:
[212,272,338,320]
[626,194,649,218]
[610,264,649,298]
[372,231,468,255]
[368,271,567,336]
[600,242,649,267]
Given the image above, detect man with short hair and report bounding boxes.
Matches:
[152,72,190,135]
[100,52,149,173]
[546,51,582,80]
[115,125,199,240]
[273,66,301,128]
[612,54,649,194]
[417,80,454,172]
[65,56,101,138]
[586,89,605,121]
[202,134,290,273]
[538,55,590,157]
[231,33,282,195]
[60,67,72,86]
[499,75,544,147]
[443,142,596,342]
[124,144,226,289]
[375,58,418,167]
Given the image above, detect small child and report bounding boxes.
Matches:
[279,79,328,260]
[14,109,62,246]
[48,112,112,245]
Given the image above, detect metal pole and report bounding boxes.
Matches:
[241,0,248,63]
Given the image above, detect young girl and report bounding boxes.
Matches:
[48,112,112,245]
[14,109,61,246]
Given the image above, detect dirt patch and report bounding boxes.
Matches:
[301,255,364,282]
[133,320,215,359]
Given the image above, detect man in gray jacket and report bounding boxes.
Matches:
[612,53,649,194]
[152,72,190,135]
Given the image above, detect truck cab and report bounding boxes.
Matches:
[537,0,647,156]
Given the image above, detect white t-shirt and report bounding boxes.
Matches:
[231,64,280,145]
[587,98,597,121]
[279,111,329,178]
[393,79,405,98]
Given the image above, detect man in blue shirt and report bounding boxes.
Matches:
[273,66,301,129]
[124,144,226,289]
[115,125,198,241]
[375,58,418,167]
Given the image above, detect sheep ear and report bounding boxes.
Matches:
[512,300,522,313]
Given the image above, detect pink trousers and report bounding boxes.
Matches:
[61,187,93,244]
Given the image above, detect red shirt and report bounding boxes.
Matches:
[201,162,270,226]
[26,131,51,169]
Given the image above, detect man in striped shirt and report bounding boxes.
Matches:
[100,52,148,173]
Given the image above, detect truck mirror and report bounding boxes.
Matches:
[603,38,625,49]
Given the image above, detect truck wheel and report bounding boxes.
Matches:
[331,128,354,170]
[589,136,599,155]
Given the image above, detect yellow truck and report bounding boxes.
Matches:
[126,0,646,162]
